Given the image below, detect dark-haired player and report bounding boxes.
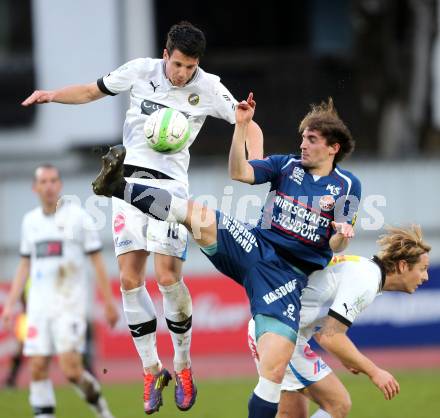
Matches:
[22,21,263,413]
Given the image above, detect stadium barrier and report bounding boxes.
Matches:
[1,266,439,362]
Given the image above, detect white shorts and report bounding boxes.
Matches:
[282,342,332,391]
[247,319,332,391]
[112,178,188,259]
[23,312,87,356]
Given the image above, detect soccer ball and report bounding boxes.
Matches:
[143,108,191,153]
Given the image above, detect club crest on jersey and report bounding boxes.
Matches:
[188,93,200,106]
[114,213,126,234]
[326,184,341,196]
[289,166,305,185]
[319,195,335,211]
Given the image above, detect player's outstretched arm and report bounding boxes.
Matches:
[229,93,256,184]
[314,317,400,400]
[1,257,30,330]
[22,82,106,106]
[89,251,119,328]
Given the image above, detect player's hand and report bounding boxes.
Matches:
[104,302,119,328]
[235,92,256,124]
[22,90,56,106]
[331,222,355,239]
[370,368,400,400]
[347,367,360,375]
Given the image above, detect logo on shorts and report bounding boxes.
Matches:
[114,237,133,248]
[188,93,199,105]
[262,280,297,305]
[113,213,126,234]
[283,304,296,322]
[303,343,319,360]
[248,334,259,361]
[319,195,335,211]
[313,359,327,375]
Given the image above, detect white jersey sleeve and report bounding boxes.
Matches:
[328,260,381,326]
[209,79,237,124]
[98,58,152,95]
[19,214,31,257]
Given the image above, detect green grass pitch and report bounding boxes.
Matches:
[0,370,438,417]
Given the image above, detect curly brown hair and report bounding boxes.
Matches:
[299,98,354,164]
[377,225,431,274]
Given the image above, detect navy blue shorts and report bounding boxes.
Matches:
[202,211,308,333]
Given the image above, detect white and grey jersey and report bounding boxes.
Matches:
[298,256,384,344]
[20,202,102,317]
[98,57,237,187]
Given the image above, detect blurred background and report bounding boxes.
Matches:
[0,1,439,417]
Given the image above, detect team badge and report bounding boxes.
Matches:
[188,93,200,105]
[113,213,126,234]
[319,195,335,211]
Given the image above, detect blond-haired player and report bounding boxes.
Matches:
[248,225,431,418]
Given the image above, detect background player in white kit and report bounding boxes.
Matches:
[22,21,263,413]
[248,225,431,418]
[1,164,119,418]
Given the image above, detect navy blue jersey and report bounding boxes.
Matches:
[248,155,361,271]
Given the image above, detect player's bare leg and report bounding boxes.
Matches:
[249,333,295,418]
[278,391,309,418]
[59,351,114,418]
[304,372,352,418]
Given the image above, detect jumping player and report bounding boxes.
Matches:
[90,92,361,418]
[21,22,263,413]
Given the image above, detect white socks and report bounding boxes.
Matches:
[121,285,159,369]
[122,279,193,373]
[254,376,282,403]
[159,278,193,372]
[30,379,56,418]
